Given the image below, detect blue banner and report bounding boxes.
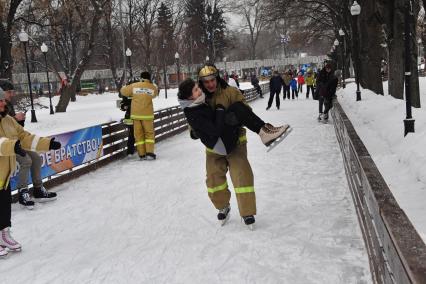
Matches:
[10,125,104,190]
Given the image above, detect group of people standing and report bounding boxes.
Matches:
[267,68,317,110]
[266,63,338,122]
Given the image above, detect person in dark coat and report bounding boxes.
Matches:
[251,74,263,98]
[316,63,338,121]
[267,71,284,110]
[177,78,288,155]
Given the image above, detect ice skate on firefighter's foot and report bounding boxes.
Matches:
[217,205,231,226]
[0,228,21,252]
[241,215,255,230]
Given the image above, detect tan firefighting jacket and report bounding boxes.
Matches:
[0,115,51,190]
[120,79,159,120]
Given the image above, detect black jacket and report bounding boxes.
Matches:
[269,75,284,92]
[251,76,259,86]
[316,69,338,98]
[183,104,239,154]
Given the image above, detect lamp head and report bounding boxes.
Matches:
[351,1,361,16]
[41,42,48,53]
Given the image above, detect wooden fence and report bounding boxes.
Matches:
[28,83,269,192]
[331,101,426,284]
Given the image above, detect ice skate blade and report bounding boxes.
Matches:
[246,224,255,231]
[7,247,21,252]
[34,197,57,203]
[266,127,293,152]
[20,204,34,210]
[220,213,231,227]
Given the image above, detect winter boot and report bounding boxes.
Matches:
[0,228,21,252]
[0,245,8,258]
[217,205,231,226]
[317,113,323,121]
[33,186,57,203]
[18,188,34,210]
[259,125,288,147]
[146,153,156,160]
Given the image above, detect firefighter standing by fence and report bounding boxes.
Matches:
[120,72,158,160]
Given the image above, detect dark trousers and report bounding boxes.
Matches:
[306,85,315,98]
[292,89,298,99]
[283,86,290,99]
[298,84,303,93]
[127,125,135,155]
[0,185,12,230]
[254,84,263,98]
[267,90,281,109]
[228,102,265,134]
[319,96,332,114]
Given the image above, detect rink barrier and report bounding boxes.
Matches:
[331,101,426,284]
[16,84,269,199]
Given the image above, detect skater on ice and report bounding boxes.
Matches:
[315,63,338,122]
[177,65,291,229]
[0,87,61,258]
[0,80,58,209]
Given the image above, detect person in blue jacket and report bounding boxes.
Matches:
[290,76,298,99]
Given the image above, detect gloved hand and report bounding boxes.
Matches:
[120,102,128,111]
[49,138,62,150]
[224,112,239,126]
[14,140,26,157]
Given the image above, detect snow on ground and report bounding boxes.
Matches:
[1,95,371,283]
[338,79,426,242]
[26,82,265,137]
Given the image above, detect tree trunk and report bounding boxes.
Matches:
[358,0,384,95]
[409,1,421,107]
[55,83,76,112]
[388,0,405,99]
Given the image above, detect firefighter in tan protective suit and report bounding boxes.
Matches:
[120,72,158,160]
[197,65,257,229]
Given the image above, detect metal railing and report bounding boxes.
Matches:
[331,101,426,284]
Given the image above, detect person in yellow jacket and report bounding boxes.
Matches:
[196,64,257,229]
[0,89,61,258]
[120,72,158,160]
[305,69,315,99]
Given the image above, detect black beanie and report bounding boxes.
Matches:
[0,79,14,91]
[178,78,196,100]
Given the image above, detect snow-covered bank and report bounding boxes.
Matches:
[25,82,266,137]
[338,79,426,241]
[2,97,370,283]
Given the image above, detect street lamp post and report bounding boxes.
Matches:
[339,28,346,88]
[351,1,362,101]
[126,48,133,79]
[404,0,415,136]
[175,52,180,86]
[19,29,37,122]
[162,39,168,99]
[41,43,54,115]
